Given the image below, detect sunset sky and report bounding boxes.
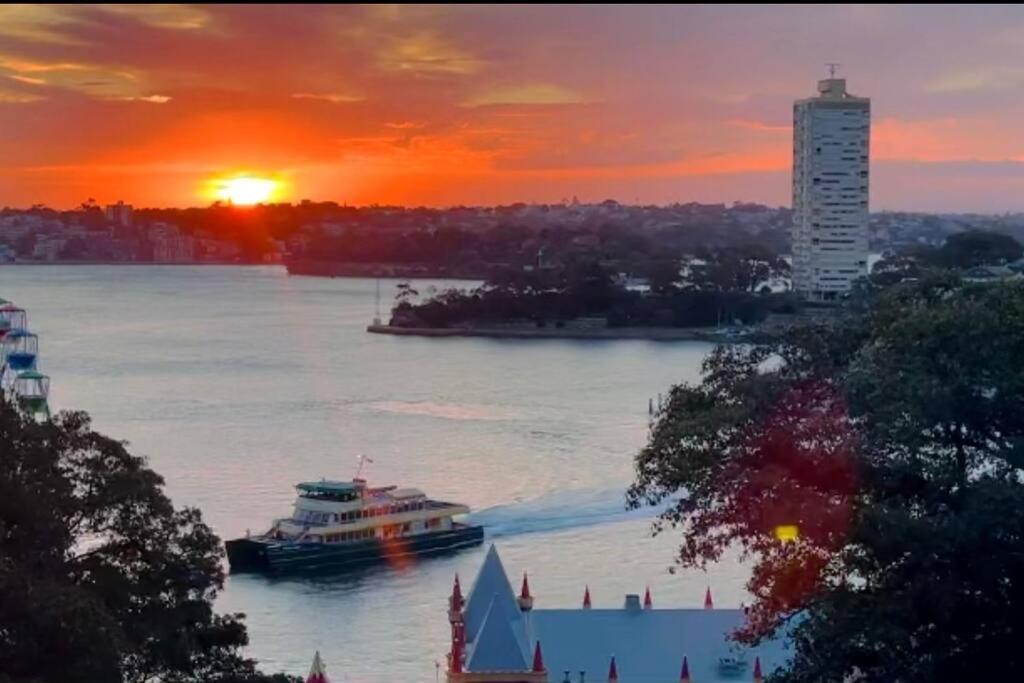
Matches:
[3,4,1024,211]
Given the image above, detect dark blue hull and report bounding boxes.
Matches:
[226,523,484,574]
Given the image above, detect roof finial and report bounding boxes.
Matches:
[680,655,691,683]
[607,655,618,682]
[532,641,546,672]
[583,585,592,609]
[826,62,840,79]
[643,586,653,609]
[306,651,329,683]
[704,586,714,610]
[753,656,763,683]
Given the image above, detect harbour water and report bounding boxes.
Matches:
[0,265,750,682]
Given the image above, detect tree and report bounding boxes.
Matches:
[0,401,297,683]
[687,245,789,293]
[936,230,1023,269]
[629,275,1024,681]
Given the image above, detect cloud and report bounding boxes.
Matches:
[925,66,1024,94]
[376,32,483,75]
[463,83,591,107]
[92,4,210,30]
[291,92,364,104]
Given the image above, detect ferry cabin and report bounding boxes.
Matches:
[267,480,467,544]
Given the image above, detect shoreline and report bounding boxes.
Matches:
[366,323,766,342]
[0,261,266,267]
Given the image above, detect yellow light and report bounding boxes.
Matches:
[212,176,280,205]
[774,525,800,543]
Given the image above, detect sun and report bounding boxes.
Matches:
[212,176,281,205]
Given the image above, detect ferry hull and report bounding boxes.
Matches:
[226,523,484,574]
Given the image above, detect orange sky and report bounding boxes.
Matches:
[3,5,1024,211]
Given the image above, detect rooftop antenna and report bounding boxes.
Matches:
[826,62,841,79]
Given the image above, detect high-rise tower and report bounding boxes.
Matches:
[792,72,870,299]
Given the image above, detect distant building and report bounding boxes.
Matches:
[792,75,870,300]
[105,201,134,228]
[446,546,790,683]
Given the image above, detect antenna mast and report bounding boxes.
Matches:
[826,62,841,79]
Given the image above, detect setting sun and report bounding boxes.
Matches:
[212,176,281,205]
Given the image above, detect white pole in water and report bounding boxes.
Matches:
[373,278,382,326]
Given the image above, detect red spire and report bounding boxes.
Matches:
[608,655,619,682]
[753,656,763,682]
[704,586,714,609]
[450,574,464,611]
[643,586,653,609]
[450,641,463,674]
[679,655,691,683]
[583,585,592,608]
[306,651,329,683]
[521,572,531,600]
[532,641,545,672]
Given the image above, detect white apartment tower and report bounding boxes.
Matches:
[792,76,870,299]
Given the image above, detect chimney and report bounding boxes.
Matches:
[519,572,534,611]
[623,594,641,611]
[583,585,592,609]
[643,586,653,609]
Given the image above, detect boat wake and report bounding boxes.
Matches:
[468,487,677,539]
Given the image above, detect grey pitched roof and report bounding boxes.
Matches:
[466,594,532,672]
[460,546,795,682]
[529,608,793,683]
[464,544,520,642]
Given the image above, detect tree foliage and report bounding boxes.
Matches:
[0,402,297,683]
[629,275,1024,681]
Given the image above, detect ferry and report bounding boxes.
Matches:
[225,478,484,574]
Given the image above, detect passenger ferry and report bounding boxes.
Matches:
[225,477,484,574]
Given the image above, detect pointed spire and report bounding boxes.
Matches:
[753,656,763,682]
[532,641,545,672]
[680,655,691,683]
[451,574,464,609]
[583,585,592,608]
[518,571,534,611]
[704,586,714,609]
[643,586,653,609]
[608,655,619,682]
[306,651,329,683]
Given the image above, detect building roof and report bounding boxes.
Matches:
[464,545,520,641]
[528,609,792,683]
[467,595,531,672]
[459,545,794,683]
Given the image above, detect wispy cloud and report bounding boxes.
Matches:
[463,83,591,107]
[925,66,1024,94]
[292,92,364,104]
[377,32,483,75]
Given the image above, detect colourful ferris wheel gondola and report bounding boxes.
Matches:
[0,303,27,339]
[13,369,49,418]
[3,329,38,371]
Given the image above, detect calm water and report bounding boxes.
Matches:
[0,265,749,682]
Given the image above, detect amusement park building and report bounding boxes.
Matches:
[445,546,792,683]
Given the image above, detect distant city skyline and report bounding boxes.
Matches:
[3,5,1024,211]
